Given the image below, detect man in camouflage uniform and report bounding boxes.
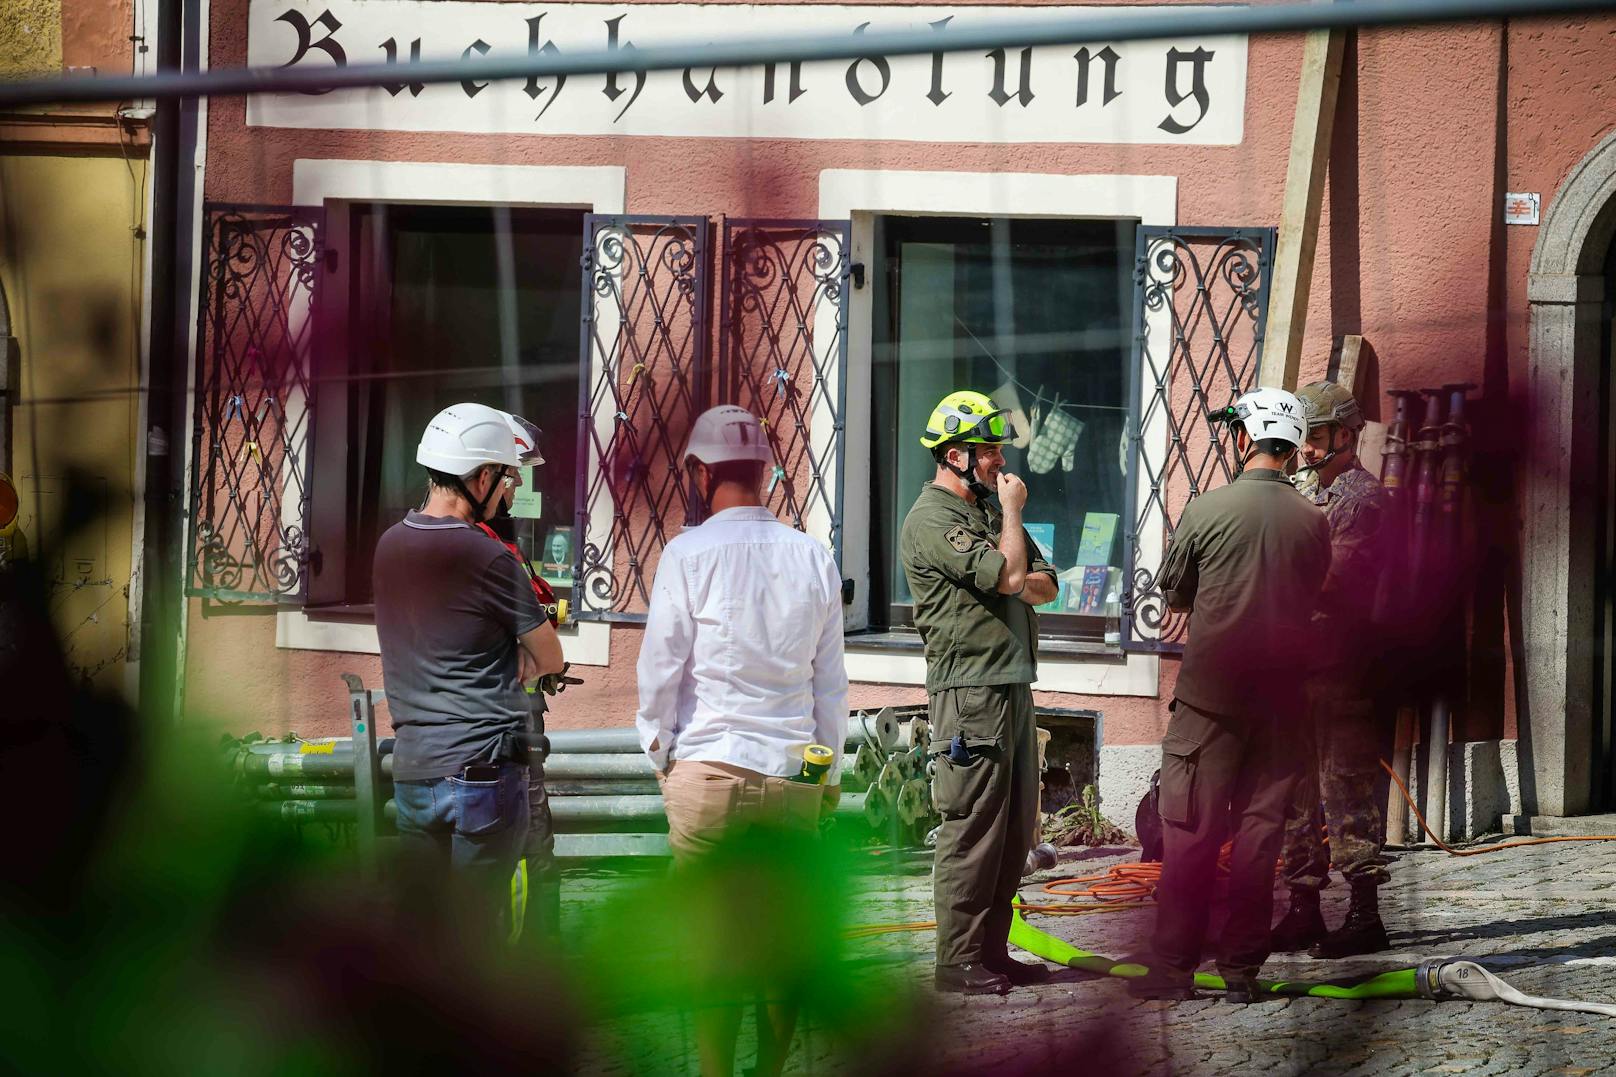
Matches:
[901,389,1059,996]
[1271,381,1394,958]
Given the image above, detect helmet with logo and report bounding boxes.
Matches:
[684,405,774,467]
[417,403,521,476]
[1296,381,1365,432]
[506,413,546,466]
[1230,387,1307,449]
[920,390,1015,451]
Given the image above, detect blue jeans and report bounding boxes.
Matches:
[395,763,530,933]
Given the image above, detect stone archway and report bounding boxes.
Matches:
[1522,128,1616,817]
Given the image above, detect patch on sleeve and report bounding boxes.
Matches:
[944,525,976,554]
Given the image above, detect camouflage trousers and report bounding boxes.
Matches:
[1281,674,1392,891]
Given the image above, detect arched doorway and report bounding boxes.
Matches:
[1524,129,1616,817]
[0,277,14,475]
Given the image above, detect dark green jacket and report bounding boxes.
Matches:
[899,483,1056,692]
[1161,468,1331,716]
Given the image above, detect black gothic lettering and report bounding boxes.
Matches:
[601,15,647,123]
[844,23,891,107]
[274,9,346,96]
[986,47,1035,108]
[461,39,491,98]
[525,14,567,119]
[379,37,423,97]
[1074,45,1121,107]
[763,61,805,105]
[1159,46,1214,134]
[927,16,954,107]
[683,67,724,104]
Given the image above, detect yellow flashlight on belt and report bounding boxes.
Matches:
[794,744,835,785]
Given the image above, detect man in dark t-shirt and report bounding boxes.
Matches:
[374,402,563,934]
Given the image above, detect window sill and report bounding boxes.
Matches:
[842,629,1156,697]
[275,605,609,663]
[845,628,1123,660]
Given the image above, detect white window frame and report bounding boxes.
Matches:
[275,159,627,666]
[819,168,1175,697]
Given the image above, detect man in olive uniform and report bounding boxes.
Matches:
[1133,387,1331,1002]
[1271,381,1395,958]
[900,390,1059,996]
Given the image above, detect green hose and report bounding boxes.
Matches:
[1007,903,1420,1000]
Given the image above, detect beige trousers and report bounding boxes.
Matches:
[658,759,823,860]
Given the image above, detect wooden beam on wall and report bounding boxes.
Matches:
[1259,27,1347,391]
[1331,333,1365,393]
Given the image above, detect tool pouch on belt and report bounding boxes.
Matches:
[927,686,1005,818]
[495,729,530,766]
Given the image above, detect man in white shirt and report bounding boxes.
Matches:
[636,404,848,1077]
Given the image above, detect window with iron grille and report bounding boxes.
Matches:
[1120,226,1276,654]
[187,204,323,606]
[571,215,850,623]
[304,203,584,609]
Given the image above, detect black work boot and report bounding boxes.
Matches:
[934,963,1012,996]
[1125,966,1200,1001]
[1310,879,1390,958]
[983,953,1053,986]
[1269,889,1326,953]
[1220,973,1264,1004]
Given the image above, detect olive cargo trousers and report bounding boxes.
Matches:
[1152,699,1299,980]
[929,683,1040,968]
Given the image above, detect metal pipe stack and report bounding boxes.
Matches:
[225,702,943,857]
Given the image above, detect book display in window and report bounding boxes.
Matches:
[1076,511,1119,566]
[540,526,574,586]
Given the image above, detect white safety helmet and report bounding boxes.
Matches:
[683,405,774,467]
[416,402,521,477]
[1231,387,1307,449]
[506,413,546,467]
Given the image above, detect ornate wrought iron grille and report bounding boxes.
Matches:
[573,215,712,621]
[720,219,851,566]
[1121,226,1276,653]
[187,204,323,604]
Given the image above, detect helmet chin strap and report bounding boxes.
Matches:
[944,444,995,502]
[1292,429,1350,479]
[453,470,499,523]
[688,462,714,518]
[1233,432,1297,478]
[1293,447,1341,477]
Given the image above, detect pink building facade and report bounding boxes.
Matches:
[178,0,1616,835]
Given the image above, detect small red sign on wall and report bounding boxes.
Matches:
[1505,192,1540,226]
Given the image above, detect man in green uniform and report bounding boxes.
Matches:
[900,389,1059,996]
[1271,381,1395,958]
[1132,387,1331,1002]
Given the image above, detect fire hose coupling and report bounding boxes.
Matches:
[1414,956,1460,1001]
[1415,957,1616,1016]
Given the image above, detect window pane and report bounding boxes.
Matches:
[874,215,1135,634]
[343,205,583,605]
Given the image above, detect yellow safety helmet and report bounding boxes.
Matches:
[920,390,1014,451]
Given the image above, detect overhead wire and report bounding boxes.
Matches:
[2,0,1615,108]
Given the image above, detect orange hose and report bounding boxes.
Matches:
[1379,758,1616,855]
[849,759,1616,941]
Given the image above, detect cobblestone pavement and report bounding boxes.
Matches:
[568,839,1616,1076]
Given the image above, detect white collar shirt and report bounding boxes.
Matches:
[635,506,849,783]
